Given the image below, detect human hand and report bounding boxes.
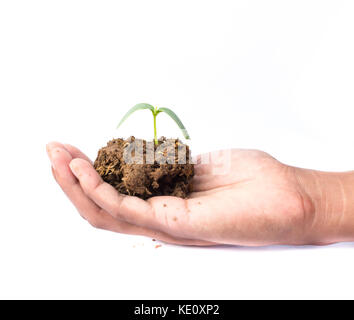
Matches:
[47,142,354,246]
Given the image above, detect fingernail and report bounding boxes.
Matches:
[69,161,79,177]
[46,143,53,158]
[47,147,60,170]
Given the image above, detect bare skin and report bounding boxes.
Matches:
[46,142,354,246]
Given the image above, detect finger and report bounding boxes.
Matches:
[63,143,93,163]
[69,158,159,227]
[47,144,78,186]
[48,145,112,226]
[69,158,213,239]
[47,141,93,163]
[47,145,214,245]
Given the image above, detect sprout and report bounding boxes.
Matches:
[117,103,190,145]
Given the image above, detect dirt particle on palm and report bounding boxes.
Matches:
[94,136,194,200]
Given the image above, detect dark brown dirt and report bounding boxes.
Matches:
[94,136,194,199]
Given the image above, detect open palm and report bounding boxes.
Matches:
[47,143,313,246]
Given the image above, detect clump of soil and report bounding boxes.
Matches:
[94,136,194,199]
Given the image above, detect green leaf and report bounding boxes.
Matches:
[117,103,155,128]
[158,107,190,139]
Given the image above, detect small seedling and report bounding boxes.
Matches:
[117,103,190,145]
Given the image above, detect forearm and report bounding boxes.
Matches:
[294,168,354,244]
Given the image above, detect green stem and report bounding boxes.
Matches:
[153,112,158,145]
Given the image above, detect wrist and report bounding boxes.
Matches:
[294,167,354,244]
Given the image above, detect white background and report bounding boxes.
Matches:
[0,0,354,299]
